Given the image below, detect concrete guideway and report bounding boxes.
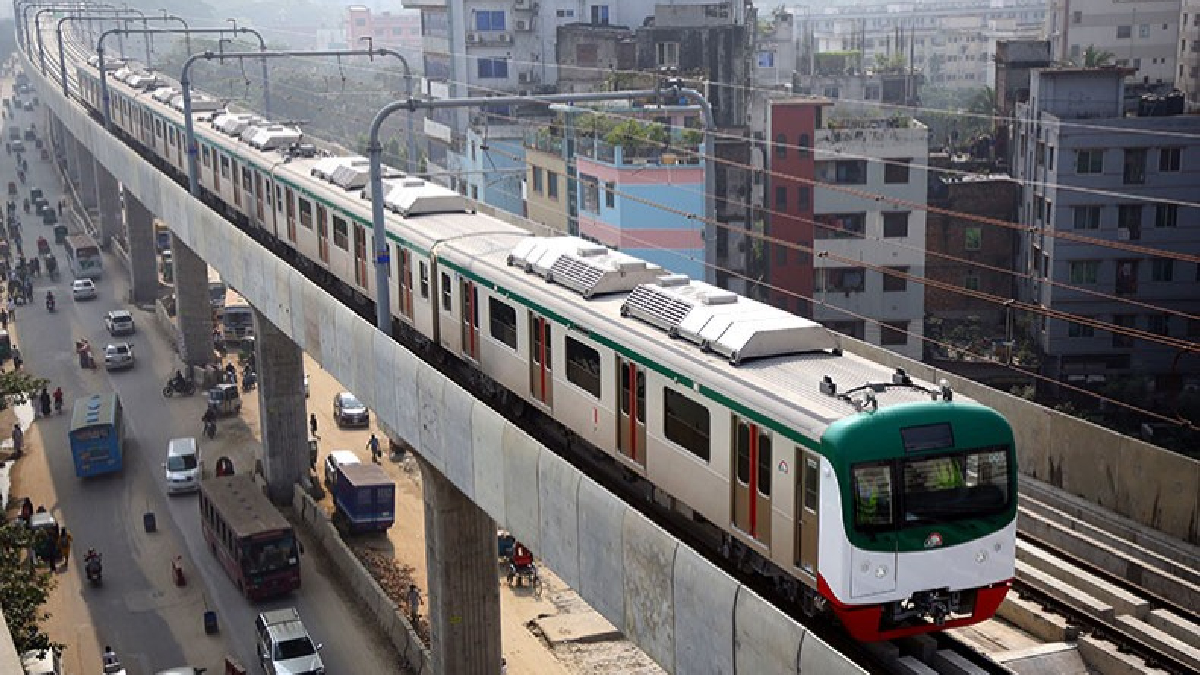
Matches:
[22,55,864,674]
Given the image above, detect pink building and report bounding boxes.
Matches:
[346,5,422,52]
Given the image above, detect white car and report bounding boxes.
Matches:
[103,342,135,370]
[105,309,135,335]
[72,278,97,300]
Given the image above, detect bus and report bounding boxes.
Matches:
[222,289,254,342]
[63,234,103,279]
[208,268,227,311]
[68,393,125,477]
[199,475,300,600]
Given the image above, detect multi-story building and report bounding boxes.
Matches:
[1179,0,1200,109]
[1013,67,1200,386]
[346,5,423,54]
[1045,0,1180,88]
[524,132,570,234]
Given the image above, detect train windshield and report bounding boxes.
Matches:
[853,446,1011,530]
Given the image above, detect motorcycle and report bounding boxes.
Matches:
[162,377,196,397]
[45,298,53,312]
[85,552,103,586]
[241,368,257,392]
[203,417,216,440]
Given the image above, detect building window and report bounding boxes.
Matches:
[556,9,574,17]
[1123,148,1147,184]
[1067,321,1095,338]
[827,320,864,339]
[531,166,544,194]
[1075,149,1103,174]
[590,4,609,25]
[882,211,909,237]
[1071,10,1082,23]
[581,176,600,214]
[1112,314,1136,347]
[817,160,867,184]
[774,186,787,210]
[965,226,982,251]
[332,216,349,250]
[474,10,505,31]
[1139,23,1150,38]
[1151,258,1174,282]
[882,267,908,292]
[817,267,865,293]
[656,42,679,67]
[774,133,787,159]
[880,321,908,346]
[964,272,980,290]
[1072,205,1101,229]
[488,297,517,349]
[1159,147,1181,172]
[565,336,601,398]
[1117,25,1131,39]
[663,387,710,462]
[799,134,810,158]
[477,58,508,79]
[1117,205,1142,239]
[1147,315,1169,336]
[798,186,810,209]
[884,158,911,183]
[604,182,615,208]
[1155,204,1177,228]
[1069,260,1099,284]
[758,51,775,67]
[546,171,559,199]
[1116,260,1139,294]
[815,213,865,239]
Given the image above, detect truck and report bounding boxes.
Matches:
[328,457,394,534]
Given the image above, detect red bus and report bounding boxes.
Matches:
[199,475,300,600]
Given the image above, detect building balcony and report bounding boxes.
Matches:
[401,0,445,7]
[466,31,514,47]
[577,139,702,167]
[525,132,563,155]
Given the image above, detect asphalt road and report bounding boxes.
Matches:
[8,90,402,674]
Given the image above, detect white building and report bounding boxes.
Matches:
[1179,0,1200,109]
[812,117,929,361]
[1045,0,1180,87]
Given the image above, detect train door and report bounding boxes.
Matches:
[529,313,552,406]
[397,248,412,319]
[796,449,820,577]
[460,279,479,360]
[285,188,296,243]
[353,223,368,289]
[254,173,265,222]
[731,416,772,546]
[616,358,646,467]
[316,204,330,264]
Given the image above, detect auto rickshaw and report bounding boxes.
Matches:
[36,236,48,255]
[0,330,11,361]
[214,456,235,477]
[53,223,68,244]
[206,383,242,416]
[6,181,15,198]
[41,210,56,226]
[29,511,59,564]
[29,187,43,203]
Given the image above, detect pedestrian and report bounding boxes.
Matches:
[19,497,32,523]
[12,351,21,371]
[501,657,507,675]
[47,527,59,572]
[407,584,422,625]
[367,434,381,463]
[52,387,62,414]
[38,388,50,418]
[309,413,318,439]
[6,296,14,320]
[58,528,72,569]
[0,307,7,329]
[11,423,22,458]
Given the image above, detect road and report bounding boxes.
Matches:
[6,83,401,674]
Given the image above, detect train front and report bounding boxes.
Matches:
[818,400,1017,642]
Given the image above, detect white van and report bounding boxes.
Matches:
[164,437,201,494]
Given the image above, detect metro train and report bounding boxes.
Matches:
[65,50,1017,642]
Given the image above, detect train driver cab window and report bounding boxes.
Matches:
[901,448,1010,524]
[852,463,893,529]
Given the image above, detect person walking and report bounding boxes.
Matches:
[52,387,63,414]
[407,584,422,625]
[367,434,381,464]
[38,388,50,418]
[47,527,59,572]
[11,423,23,458]
[0,307,7,330]
[309,413,318,439]
[58,528,72,570]
[6,296,14,321]
[11,351,20,371]
[19,497,32,523]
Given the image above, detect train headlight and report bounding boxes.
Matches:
[976,550,988,564]
[875,565,888,578]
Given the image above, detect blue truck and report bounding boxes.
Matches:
[330,460,395,534]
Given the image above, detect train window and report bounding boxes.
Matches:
[901,448,1009,523]
[202,145,210,167]
[488,297,517,349]
[619,363,645,419]
[803,457,818,511]
[220,155,230,178]
[531,319,551,367]
[852,463,894,528]
[565,336,602,398]
[298,198,313,229]
[664,388,710,462]
[735,421,750,484]
[440,273,452,311]
[242,166,253,191]
[419,262,429,298]
[332,216,349,250]
[168,127,175,146]
[900,423,954,453]
[758,433,772,497]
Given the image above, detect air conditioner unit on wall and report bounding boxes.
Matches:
[467,32,478,43]
[519,72,530,84]
[515,0,527,6]
[516,19,530,31]
[499,32,512,43]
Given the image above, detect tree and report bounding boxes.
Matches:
[1080,45,1115,67]
[0,371,47,410]
[0,523,61,655]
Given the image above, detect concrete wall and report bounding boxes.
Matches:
[293,485,433,674]
[26,57,865,674]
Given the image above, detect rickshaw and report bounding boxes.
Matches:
[0,330,11,361]
[41,210,56,227]
[36,236,49,256]
[206,383,242,416]
[44,253,57,280]
[6,181,15,198]
[53,224,67,244]
[29,511,59,564]
[214,456,235,477]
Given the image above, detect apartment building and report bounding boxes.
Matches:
[1179,0,1200,109]
[1045,0,1180,88]
[1013,67,1200,385]
[346,5,423,54]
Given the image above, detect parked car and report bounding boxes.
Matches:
[103,342,135,370]
[71,279,96,300]
[163,437,200,494]
[105,309,135,335]
[255,608,324,675]
[332,391,369,428]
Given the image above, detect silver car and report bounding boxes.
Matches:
[105,310,135,336]
[103,342,135,370]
